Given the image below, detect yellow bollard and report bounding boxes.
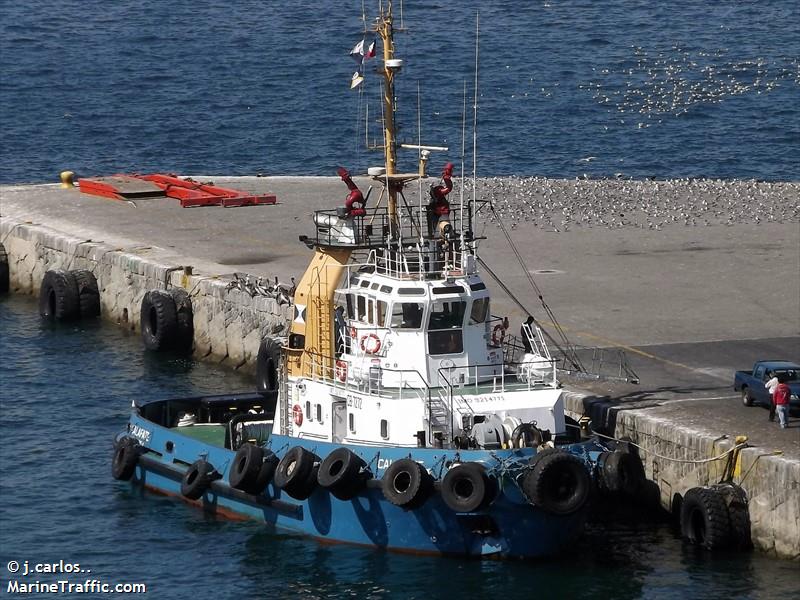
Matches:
[60,171,75,188]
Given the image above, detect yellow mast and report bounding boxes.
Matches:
[377,2,399,233]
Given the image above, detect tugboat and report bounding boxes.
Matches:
[112,2,637,558]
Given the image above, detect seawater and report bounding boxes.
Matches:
[1,294,798,599]
[0,0,798,183]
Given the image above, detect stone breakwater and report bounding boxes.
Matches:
[472,178,799,231]
[0,219,290,372]
[564,392,800,561]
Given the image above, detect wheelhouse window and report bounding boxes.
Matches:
[376,300,387,327]
[428,300,465,330]
[428,300,465,355]
[469,297,490,324]
[390,302,424,329]
[357,295,367,322]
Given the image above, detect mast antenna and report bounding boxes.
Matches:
[471,12,480,253]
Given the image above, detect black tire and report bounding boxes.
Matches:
[381,458,434,509]
[39,269,80,321]
[317,447,368,500]
[111,438,139,481]
[71,269,100,318]
[0,242,9,294]
[680,486,735,550]
[250,450,279,495]
[256,337,282,396]
[273,446,320,500]
[511,423,543,448]
[140,290,178,351]
[598,450,646,496]
[712,483,752,551]
[180,459,217,500]
[228,443,265,492]
[741,387,753,407]
[441,462,495,513]
[522,448,591,515]
[169,288,194,353]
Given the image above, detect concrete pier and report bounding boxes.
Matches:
[1,176,798,559]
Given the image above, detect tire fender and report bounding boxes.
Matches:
[317,447,368,500]
[228,443,265,492]
[112,438,140,481]
[441,462,495,512]
[39,269,80,321]
[180,459,218,500]
[274,446,320,500]
[71,269,101,318]
[256,337,282,397]
[140,290,178,351]
[522,448,591,515]
[381,458,434,509]
[680,486,735,550]
[0,242,9,294]
[597,449,646,495]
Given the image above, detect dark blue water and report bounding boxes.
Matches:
[1,293,799,599]
[0,1,797,183]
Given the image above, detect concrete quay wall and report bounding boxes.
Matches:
[0,217,289,371]
[564,393,800,560]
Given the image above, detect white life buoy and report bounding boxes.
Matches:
[360,333,381,354]
[491,323,507,346]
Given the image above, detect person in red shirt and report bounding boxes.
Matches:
[773,375,791,429]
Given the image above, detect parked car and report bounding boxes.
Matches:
[734,360,800,415]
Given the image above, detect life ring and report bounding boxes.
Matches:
[274,446,320,500]
[381,458,434,509]
[441,462,496,513]
[511,423,543,449]
[521,448,591,515]
[491,323,507,346]
[111,437,139,481]
[256,337,281,396]
[180,459,218,500]
[360,333,381,354]
[680,486,737,550]
[597,450,646,495]
[39,269,80,321]
[292,404,304,427]
[317,447,369,500]
[228,443,265,493]
[69,269,101,318]
[349,326,357,339]
[335,360,348,383]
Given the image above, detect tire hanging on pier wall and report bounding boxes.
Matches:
[680,484,751,551]
[39,269,80,321]
[0,242,9,294]
[140,289,193,352]
[256,337,282,397]
[70,269,101,318]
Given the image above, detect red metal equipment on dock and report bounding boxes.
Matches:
[78,174,277,208]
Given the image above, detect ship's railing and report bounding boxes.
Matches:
[304,349,431,401]
[307,205,475,279]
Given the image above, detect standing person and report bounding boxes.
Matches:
[765,370,779,421]
[520,316,535,353]
[773,374,791,429]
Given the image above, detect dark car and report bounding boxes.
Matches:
[734,360,800,415]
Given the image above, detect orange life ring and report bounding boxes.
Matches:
[335,360,348,382]
[292,404,303,427]
[491,324,507,346]
[360,333,381,354]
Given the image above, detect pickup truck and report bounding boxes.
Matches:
[734,360,800,414]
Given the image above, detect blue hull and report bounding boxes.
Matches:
[120,411,604,558]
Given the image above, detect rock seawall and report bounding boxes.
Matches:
[0,217,289,371]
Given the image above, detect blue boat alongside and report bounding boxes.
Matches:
[113,2,643,559]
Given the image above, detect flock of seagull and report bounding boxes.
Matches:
[581,46,799,128]
[473,177,799,232]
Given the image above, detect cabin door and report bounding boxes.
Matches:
[332,401,347,443]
